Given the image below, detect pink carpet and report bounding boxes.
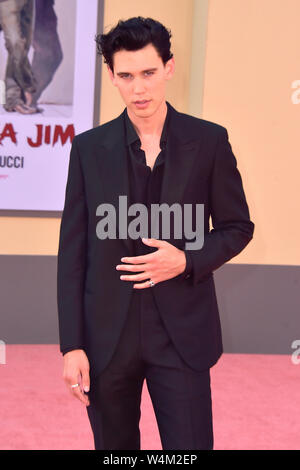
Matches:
[0,345,298,450]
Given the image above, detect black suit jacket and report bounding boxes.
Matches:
[57,101,254,379]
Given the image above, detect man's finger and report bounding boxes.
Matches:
[65,373,89,405]
[141,237,164,247]
[81,368,90,394]
[133,279,155,289]
[120,272,151,282]
[116,264,147,272]
[71,384,90,406]
[121,253,154,264]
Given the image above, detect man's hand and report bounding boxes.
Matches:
[116,238,186,289]
[63,349,90,406]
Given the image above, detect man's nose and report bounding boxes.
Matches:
[132,77,146,93]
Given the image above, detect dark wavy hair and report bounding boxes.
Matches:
[95,16,173,73]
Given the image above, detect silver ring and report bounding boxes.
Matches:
[71,383,79,389]
[148,279,155,287]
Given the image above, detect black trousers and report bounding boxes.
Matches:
[86,288,213,450]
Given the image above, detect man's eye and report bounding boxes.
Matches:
[120,72,154,79]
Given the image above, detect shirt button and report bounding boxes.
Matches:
[185,274,191,279]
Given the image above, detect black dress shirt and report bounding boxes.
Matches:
[123,101,193,282]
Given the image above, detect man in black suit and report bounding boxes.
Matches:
[57,17,254,450]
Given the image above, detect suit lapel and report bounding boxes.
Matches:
[96,102,201,253]
[95,110,134,255]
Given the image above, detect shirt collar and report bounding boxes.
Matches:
[124,101,171,149]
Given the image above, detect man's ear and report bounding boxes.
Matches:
[165,57,175,81]
[107,64,115,85]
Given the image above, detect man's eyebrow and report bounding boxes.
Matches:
[116,67,158,76]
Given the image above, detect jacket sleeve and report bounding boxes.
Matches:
[186,127,254,286]
[176,249,193,280]
[57,136,88,353]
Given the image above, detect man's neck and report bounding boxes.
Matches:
[126,100,168,142]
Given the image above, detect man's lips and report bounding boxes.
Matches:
[134,100,150,104]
